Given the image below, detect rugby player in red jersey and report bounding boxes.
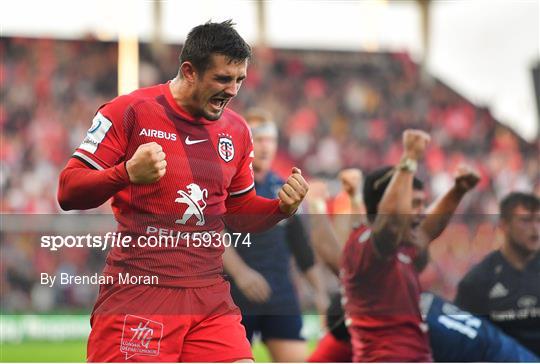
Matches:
[340,129,479,361]
[304,130,479,362]
[57,20,308,362]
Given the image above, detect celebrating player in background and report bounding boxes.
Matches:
[455,192,540,356]
[306,160,537,362]
[57,21,308,362]
[340,129,480,362]
[223,108,327,362]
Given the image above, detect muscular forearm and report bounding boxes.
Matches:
[333,214,352,249]
[309,213,342,275]
[350,195,367,228]
[304,265,324,293]
[334,195,366,245]
[378,169,414,216]
[420,186,466,243]
[57,158,130,210]
[372,169,414,254]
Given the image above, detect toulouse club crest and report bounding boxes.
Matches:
[218,133,234,162]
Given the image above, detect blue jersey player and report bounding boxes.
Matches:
[223,108,327,362]
[304,177,538,362]
[422,292,538,362]
[311,291,538,362]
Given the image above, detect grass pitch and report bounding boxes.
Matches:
[0,339,304,362]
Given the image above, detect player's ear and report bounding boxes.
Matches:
[180,62,197,84]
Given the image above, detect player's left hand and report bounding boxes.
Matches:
[454,164,480,193]
[278,167,309,215]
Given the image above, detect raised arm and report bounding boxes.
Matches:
[418,165,480,248]
[304,180,342,275]
[371,130,430,257]
[332,168,366,246]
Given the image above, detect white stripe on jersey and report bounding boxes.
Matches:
[230,182,255,196]
[73,151,104,170]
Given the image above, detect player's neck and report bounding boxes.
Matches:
[169,77,199,118]
[501,240,535,271]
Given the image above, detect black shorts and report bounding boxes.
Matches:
[241,314,304,342]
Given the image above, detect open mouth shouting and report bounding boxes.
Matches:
[209,96,229,112]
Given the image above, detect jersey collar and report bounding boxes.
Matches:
[497,249,540,273]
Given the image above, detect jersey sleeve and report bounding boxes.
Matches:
[227,121,255,197]
[73,97,131,170]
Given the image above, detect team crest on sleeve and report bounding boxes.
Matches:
[79,112,112,154]
[217,133,234,162]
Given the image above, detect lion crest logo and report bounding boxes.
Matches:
[175,183,208,226]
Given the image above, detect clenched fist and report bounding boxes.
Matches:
[339,168,363,198]
[278,167,309,215]
[126,142,167,184]
[403,129,431,160]
[454,164,480,193]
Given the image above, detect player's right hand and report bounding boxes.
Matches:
[234,267,272,303]
[339,168,363,198]
[402,129,431,160]
[126,142,167,184]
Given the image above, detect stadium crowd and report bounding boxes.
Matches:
[1,37,538,316]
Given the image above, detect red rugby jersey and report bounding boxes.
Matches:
[341,224,433,362]
[72,83,259,287]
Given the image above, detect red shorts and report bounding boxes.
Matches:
[308,332,352,362]
[87,280,252,362]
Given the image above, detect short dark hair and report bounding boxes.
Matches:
[363,166,424,222]
[179,20,251,75]
[500,192,539,222]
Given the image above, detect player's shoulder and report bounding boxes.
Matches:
[222,108,251,136]
[341,224,378,275]
[461,250,501,285]
[127,83,164,100]
[100,84,163,114]
[223,107,247,124]
[344,224,373,249]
